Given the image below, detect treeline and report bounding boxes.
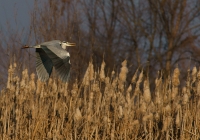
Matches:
[1,0,200,86]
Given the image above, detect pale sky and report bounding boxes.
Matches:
[0,0,34,32]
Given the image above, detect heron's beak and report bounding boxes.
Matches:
[66,43,76,47]
[21,45,29,49]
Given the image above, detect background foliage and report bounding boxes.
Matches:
[1,0,200,87]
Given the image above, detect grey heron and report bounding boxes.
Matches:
[22,40,75,82]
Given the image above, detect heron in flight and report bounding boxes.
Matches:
[22,40,75,82]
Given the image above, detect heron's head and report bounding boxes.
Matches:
[61,41,76,49]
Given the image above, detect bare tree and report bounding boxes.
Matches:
[28,0,200,82]
[150,0,200,73]
[118,0,200,77]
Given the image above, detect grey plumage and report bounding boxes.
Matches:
[22,40,75,82]
[36,48,53,82]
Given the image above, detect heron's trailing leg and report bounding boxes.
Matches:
[22,45,41,49]
[21,45,30,49]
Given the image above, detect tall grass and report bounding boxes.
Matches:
[0,60,200,139]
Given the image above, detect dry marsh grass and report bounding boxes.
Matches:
[1,60,200,139]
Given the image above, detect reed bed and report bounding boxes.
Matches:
[0,60,200,140]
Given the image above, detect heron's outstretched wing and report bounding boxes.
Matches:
[36,48,53,82]
[40,44,71,82]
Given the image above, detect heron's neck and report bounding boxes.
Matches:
[32,45,41,48]
[61,44,67,49]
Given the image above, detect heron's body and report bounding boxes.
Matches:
[23,40,75,82]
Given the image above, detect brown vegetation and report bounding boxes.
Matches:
[1,60,200,139]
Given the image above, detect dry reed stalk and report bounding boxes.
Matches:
[94,89,102,116]
[186,69,191,88]
[88,91,94,116]
[171,67,180,100]
[111,70,115,79]
[111,77,118,88]
[162,116,172,132]
[127,84,132,93]
[10,64,18,92]
[143,79,151,104]
[142,113,153,133]
[29,73,36,92]
[147,101,156,115]
[63,82,68,97]
[119,60,128,82]
[82,64,90,86]
[164,104,171,116]
[74,107,82,122]
[36,79,42,94]
[14,76,20,95]
[118,60,128,91]
[20,68,29,88]
[155,71,162,105]
[52,79,57,93]
[126,85,132,116]
[6,64,12,89]
[131,69,138,84]
[89,61,94,81]
[163,76,171,105]
[100,60,106,81]
[110,122,115,140]
[132,70,143,110]
[196,68,200,96]
[175,109,181,128]
[118,105,123,118]
[182,87,189,105]
[139,99,147,114]
[134,69,143,96]
[191,66,197,85]
[57,80,64,94]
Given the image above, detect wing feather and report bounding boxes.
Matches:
[36,48,53,82]
[40,46,71,82]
